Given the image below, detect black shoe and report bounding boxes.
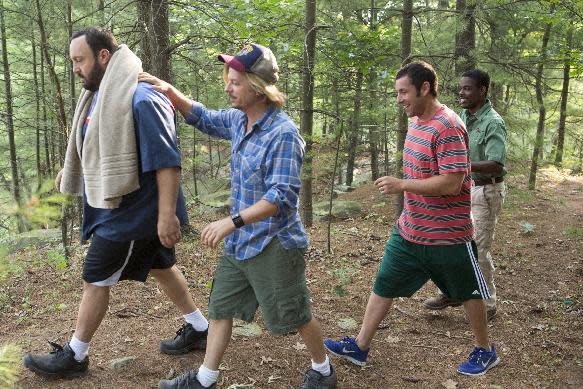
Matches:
[300,365,337,389]
[423,295,462,310]
[23,341,88,378]
[160,323,207,355]
[159,370,216,389]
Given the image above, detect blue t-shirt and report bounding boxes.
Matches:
[81,82,188,241]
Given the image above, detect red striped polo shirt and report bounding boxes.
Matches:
[397,105,474,245]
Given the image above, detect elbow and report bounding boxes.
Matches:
[446,182,463,196]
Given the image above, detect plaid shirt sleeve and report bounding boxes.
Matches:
[184,102,240,140]
[261,131,305,215]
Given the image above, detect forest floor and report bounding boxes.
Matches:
[1,163,582,389]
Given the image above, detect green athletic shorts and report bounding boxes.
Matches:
[373,228,489,301]
[208,238,312,336]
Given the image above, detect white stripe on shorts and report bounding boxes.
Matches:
[92,240,135,287]
[466,242,490,299]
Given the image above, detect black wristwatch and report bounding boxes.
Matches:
[231,214,245,228]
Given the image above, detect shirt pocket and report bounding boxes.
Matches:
[470,126,487,149]
[240,154,264,186]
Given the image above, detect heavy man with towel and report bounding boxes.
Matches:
[23,27,208,378]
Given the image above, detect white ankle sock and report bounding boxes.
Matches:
[196,365,219,388]
[311,355,331,377]
[183,309,209,331]
[69,335,89,362]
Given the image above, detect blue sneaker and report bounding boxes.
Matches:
[324,337,369,366]
[457,344,500,376]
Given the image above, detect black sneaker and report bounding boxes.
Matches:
[300,365,337,389]
[160,323,207,355]
[159,370,216,389]
[23,341,89,378]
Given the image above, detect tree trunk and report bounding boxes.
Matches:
[528,5,554,190]
[35,0,68,162]
[367,0,379,181]
[1,0,25,232]
[137,0,171,83]
[395,0,413,217]
[67,0,75,105]
[40,33,51,176]
[300,0,316,227]
[454,0,476,75]
[345,69,363,187]
[31,19,42,190]
[555,27,572,167]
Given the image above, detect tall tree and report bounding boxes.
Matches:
[528,4,554,190]
[395,0,413,217]
[1,0,25,231]
[345,69,363,186]
[554,27,573,166]
[300,0,317,227]
[454,0,476,75]
[31,19,42,190]
[367,0,380,181]
[137,0,171,82]
[35,0,68,159]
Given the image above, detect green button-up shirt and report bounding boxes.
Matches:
[461,99,507,181]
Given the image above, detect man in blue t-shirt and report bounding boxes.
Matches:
[23,27,208,379]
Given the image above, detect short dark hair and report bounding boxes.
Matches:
[71,27,118,58]
[395,61,438,97]
[461,69,490,94]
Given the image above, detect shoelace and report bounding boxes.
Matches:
[174,324,190,339]
[48,341,65,354]
[468,348,488,364]
[341,337,354,344]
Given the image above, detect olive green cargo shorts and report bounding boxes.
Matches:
[208,238,312,336]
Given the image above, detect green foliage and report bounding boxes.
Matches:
[564,225,582,238]
[332,266,355,297]
[0,344,21,388]
[519,221,536,234]
[47,248,67,271]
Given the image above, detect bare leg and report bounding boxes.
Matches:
[463,299,489,348]
[202,319,233,370]
[73,282,110,342]
[151,266,197,314]
[356,293,393,350]
[298,317,326,363]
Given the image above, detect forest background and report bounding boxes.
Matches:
[0,0,582,388]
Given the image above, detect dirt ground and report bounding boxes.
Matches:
[1,165,582,389]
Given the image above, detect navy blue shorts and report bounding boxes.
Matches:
[83,234,175,286]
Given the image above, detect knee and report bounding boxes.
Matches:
[82,281,110,295]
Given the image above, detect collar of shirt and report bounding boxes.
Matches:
[234,104,279,150]
[464,99,492,123]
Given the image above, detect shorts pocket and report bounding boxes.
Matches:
[275,283,310,323]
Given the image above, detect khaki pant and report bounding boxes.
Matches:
[471,182,506,309]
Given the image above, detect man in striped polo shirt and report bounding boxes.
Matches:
[325,61,499,377]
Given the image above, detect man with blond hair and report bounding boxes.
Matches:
[140,43,337,389]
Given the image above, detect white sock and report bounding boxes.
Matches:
[311,355,331,377]
[196,365,219,388]
[69,335,89,362]
[183,309,209,332]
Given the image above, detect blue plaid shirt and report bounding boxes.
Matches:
[186,103,308,260]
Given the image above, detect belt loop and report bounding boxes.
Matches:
[491,177,496,184]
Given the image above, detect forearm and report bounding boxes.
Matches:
[471,160,503,175]
[166,86,195,119]
[401,173,464,196]
[156,167,180,216]
[238,199,278,225]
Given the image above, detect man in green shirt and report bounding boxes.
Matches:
[423,69,507,321]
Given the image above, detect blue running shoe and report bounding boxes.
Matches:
[457,344,500,376]
[324,337,369,366]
